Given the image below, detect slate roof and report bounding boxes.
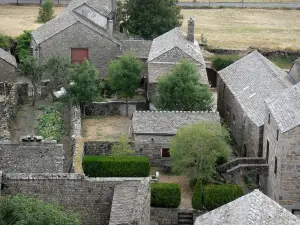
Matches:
[219,51,292,127]
[121,40,152,59]
[265,82,300,133]
[148,27,205,65]
[195,189,300,225]
[31,0,115,44]
[132,111,220,135]
[0,48,17,67]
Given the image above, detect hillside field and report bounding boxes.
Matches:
[0,5,299,50]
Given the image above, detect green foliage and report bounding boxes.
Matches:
[0,195,81,225]
[200,34,208,46]
[111,135,135,156]
[210,55,241,71]
[82,156,150,177]
[170,122,231,181]
[37,0,55,23]
[37,107,64,141]
[67,60,100,115]
[16,30,32,62]
[203,184,244,210]
[155,60,213,111]
[0,33,11,49]
[121,0,182,39]
[192,178,203,210]
[215,152,228,166]
[151,183,181,208]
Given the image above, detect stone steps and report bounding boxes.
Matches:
[178,212,193,225]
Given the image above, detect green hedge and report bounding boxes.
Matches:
[151,183,181,208]
[192,178,203,210]
[212,58,235,71]
[203,184,244,210]
[82,156,150,177]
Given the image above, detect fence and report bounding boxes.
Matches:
[0,0,72,5]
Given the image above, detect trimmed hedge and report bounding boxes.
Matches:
[212,58,235,71]
[192,178,203,210]
[203,184,244,210]
[82,156,150,177]
[151,183,181,208]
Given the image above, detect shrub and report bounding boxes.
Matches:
[111,136,135,156]
[37,0,55,23]
[37,107,64,141]
[151,183,181,208]
[16,30,32,62]
[192,178,203,210]
[0,33,11,49]
[203,184,244,210]
[82,156,150,177]
[212,58,235,71]
[216,152,228,166]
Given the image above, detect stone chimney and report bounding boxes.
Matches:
[111,0,116,13]
[187,18,195,42]
[108,20,114,38]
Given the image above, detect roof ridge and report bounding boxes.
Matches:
[247,189,263,225]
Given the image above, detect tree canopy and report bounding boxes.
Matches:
[0,195,81,225]
[154,60,213,111]
[108,53,142,116]
[111,135,135,156]
[120,0,182,39]
[170,122,231,181]
[37,0,55,23]
[67,60,100,116]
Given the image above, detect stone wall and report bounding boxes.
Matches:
[86,101,147,117]
[0,58,16,83]
[0,172,150,225]
[217,157,267,173]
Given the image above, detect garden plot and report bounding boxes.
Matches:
[82,116,132,141]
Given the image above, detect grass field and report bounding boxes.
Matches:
[0,6,300,50]
[179,0,300,2]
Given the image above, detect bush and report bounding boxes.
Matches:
[216,153,228,166]
[16,30,32,62]
[151,183,181,208]
[82,156,150,177]
[203,184,244,210]
[192,178,203,210]
[212,58,235,71]
[0,33,11,49]
[37,107,64,141]
[37,0,55,23]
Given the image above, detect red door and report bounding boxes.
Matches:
[71,48,88,64]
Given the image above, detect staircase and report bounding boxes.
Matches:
[178,212,193,225]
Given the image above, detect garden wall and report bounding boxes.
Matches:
[0,172,151,225]
[86,101,147,117]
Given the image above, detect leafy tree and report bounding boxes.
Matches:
[37,0,55,23]
[155,60,213,111]
[44,55,72,101]
[19,56,43,106]
[111,135,135,156]
[170,122,231,181]
[0,33,11,49]
[108,53,142,116]
[67,60,100,117]
[120,0,182,39]
[0,195,81,225]
[16,30,32,62]
[212,58,235,71]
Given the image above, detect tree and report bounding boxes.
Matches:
[67,60,100,117]
[120,0,182,39]
[16,30,32,62]
[37,0,55,23]
[108,53,142,116]
[44,55,72,101]
[111,135,135,156]
[19,56,43,106]
[170,122,231,181]
[0,195,81,225]
[0,33,11,49]
[192,178,203,210]
[155,60,213,111]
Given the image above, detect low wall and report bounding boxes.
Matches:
[217,157,267,173]
[86,101,147,117]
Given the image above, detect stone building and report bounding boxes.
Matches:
[0,138,64,173]
[0,48,17,82]
[262,82,300,212]
[31,0,121,77]
[131,110,220,164]
[194,189,300,225]
[217,51,293,157]
[146,18,208,99]
[288,57,300,84]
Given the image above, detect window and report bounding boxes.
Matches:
[161,148,170,158]
[268,114,270,124]
[223,84,226,96]
[243,144,247,157]
[292,209,300,215]
[71,48,88,64]
[276,129,279,141]
[226,105,230,115]
[266,140,269,163]
[274,156,277,175]
[233,113,236,122]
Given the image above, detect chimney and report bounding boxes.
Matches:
[108,20,114,38]
[187,18,195,42]
[111,0,116,13]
